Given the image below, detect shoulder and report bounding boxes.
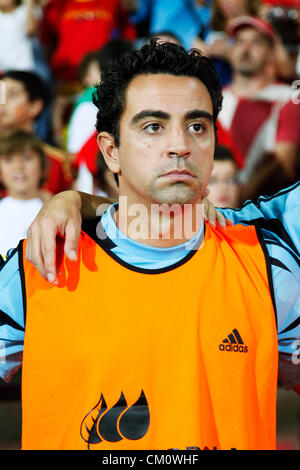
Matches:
[256,83,293,103]
[0,244,25,316]
[205,223,264,253]
[0,197,8,208]
[221,181,300,229]
[13,5,27,19]
[208,222,257,239]
[42,143,71,164]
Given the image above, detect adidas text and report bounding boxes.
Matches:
[219,344,248,353]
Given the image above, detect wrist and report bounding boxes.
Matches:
[55,190,82,212]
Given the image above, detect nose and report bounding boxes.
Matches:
[166,128,191,159]
[11,156,25,170]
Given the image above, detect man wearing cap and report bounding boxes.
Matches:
[218,15,300,202]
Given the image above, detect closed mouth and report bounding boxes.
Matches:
[163,169,194,177]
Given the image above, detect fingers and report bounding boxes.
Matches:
[26,216,59,283]
[41,221,59,284]
[26,224,48,279]
[203,198,219,227]
[202,198,233,228]
[215,210,228,229]
[25,190,83,283]
[64,216,82,261]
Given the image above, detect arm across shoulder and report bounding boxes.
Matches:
[0,245,25,383]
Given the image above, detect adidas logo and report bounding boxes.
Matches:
[219,329,248,353]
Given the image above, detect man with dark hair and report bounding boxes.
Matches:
[0,70,72,195]
[0,40,299,451]
[219,16,300,198]
[92,39,222,148]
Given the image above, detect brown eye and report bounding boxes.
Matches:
[144,123,162,134]
[189,123,205,133]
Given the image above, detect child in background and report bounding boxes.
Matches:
[0,129,46,256]
[208,145,240,209]
[67,38,134,156]
[0,0,41,73]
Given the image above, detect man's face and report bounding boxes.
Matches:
[0,78,41,132]
[100,74,215,207]
[0,150,43,199]
[231,27,273,76]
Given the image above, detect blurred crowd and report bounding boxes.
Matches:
[0,0,300,255]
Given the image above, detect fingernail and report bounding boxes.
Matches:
[47,273,56,283]
[69,250,77,260]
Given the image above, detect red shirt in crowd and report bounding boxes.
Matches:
[40,0,136,82]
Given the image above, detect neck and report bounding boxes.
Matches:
[8,189,40,201]
[231,72,273,98]
[114,195,204,248]
[0,6,17,13]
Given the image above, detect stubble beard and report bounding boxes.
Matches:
[235,55,265,78]
[149,179,203,206]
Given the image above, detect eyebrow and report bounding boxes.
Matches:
[130,110,170,125]
[185,110,213,122]
[130,109,213,126]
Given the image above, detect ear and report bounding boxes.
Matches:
[29,99,43,119]
[97,132,120,175]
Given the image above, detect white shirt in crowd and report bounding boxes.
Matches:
[0,196,43,256]
[0,5,40,72]
[66,102,98,155]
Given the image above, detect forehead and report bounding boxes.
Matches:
[3,78,27,94]
[123,74,213,118]
[0,148,39,158]
[234,27,269,43]
[212,159,237,173]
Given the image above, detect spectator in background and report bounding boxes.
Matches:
[260,0,300,81]
[77,51,102,90]
[71,38,134,193]
[203,0,261,85]
[39,0,136,84]
[131,0,212,51]
[0,0,42,74]
[207,145,240,209]
[146,30,182,46]
[0,71,72,196]
[0,129,45,256]
[39,0,136,151]
[66,38,134,156]
[218,16,300,203]
[93,152,118,199]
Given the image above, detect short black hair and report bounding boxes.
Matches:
[77,51,99,83]
[2,71,51,111]
[147,31,182,44]
[214,145,237,165]
[92,39,223,147]
[97,38,135,71]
